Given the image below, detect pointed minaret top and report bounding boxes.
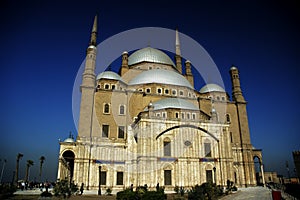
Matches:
[89,15,98,46]
[92,15,97,33]
[175,28,181,56]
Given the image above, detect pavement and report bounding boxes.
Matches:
[220,187,272,200]
[14,186,279,200]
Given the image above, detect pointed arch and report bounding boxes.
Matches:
[155,124,219,141]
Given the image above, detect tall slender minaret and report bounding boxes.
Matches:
[78,15,98,138]
[230,65,245,102]
[230,65,253,186]
[175,29,183,74]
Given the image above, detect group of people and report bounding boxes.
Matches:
[17,181,52,191]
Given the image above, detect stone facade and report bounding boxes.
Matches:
[57,17,263,192]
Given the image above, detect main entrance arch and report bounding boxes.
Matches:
[60,150,75,182]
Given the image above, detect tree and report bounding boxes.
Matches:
[0,159,7,183]
[24,160,34,182]
[39,156,45,182]
[15,153,23,184]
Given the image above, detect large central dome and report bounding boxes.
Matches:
[129,69,194,89]
[128,47,175,67]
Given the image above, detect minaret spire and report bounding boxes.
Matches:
[175,28,183,74]
[89,15,98,46]
[175,28,181,56]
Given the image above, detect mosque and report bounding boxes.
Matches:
[57,16,265,191]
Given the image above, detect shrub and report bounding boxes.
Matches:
[142,190,166,200]
[40,191,53,197]
[188,183,223,200]
[106,187,112,195]
[174,185,180,194]
[188,184,205,200]
[232,186,237,191]
[0,184,17,198]
[117,187,166,200]
[53,179,78,198]
[116,189,136,200]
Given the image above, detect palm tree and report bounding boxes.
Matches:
[0,159,7,183]
[15,153,23,184]
[24,160,34,182]
[39,156,45,182]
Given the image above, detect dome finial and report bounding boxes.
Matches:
[69,131,74,139]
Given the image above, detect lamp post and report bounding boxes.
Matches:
[213,167,216,184]
[98,165,101,195]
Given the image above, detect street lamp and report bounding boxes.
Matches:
[98,165,101,195]
[213,167,216,184]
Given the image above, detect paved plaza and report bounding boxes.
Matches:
[12,186,275,200]
[220,187,272,200]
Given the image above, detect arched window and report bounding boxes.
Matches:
[163,138,171,156]
[192,113,196,120]
[226,114,231,123]
[104,103,110,114]
[164,89,169,95]
[118,126,125,139]
[119,105,125,115]
[204,141,211,157]
[172,89,177,96]
[102,125,109,137]
[157,88,162,94]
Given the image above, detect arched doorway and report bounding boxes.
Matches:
[62,150,75,182]
[254,156,265,186]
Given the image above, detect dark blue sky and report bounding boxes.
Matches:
[0,0,299,182]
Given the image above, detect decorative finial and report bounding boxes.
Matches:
[69,131,73,139]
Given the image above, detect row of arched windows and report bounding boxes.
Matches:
[138,87,196,98]
[163,138,212,157]
[103,103,125,115]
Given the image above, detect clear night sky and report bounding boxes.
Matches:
[0,0,299,182]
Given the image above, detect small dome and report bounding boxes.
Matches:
[64,138,75,143]
[96,71,124,82]
[199,83,225,93]
[145,98,198,111]
[129,69,194,89]
[128,47,175,67]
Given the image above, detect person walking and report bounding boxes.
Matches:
[80,183,84,195]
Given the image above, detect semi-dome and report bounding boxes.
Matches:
[96,71,124,82]
[199,83,225,93]
[129,69,194,89]
[145,98,198,111]
[128,47,175,67]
